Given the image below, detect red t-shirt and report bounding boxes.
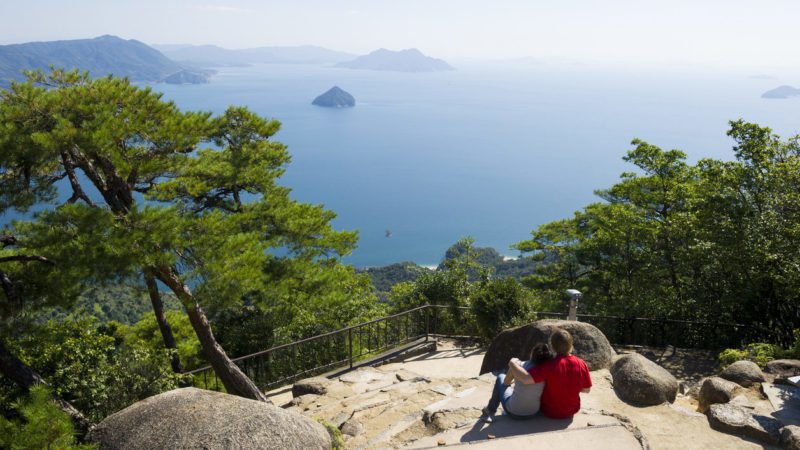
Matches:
[528,354,592,419]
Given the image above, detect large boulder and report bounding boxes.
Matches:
[610,353,678,406]
[707,403,782,445]
[697,376,742,412]
[720,360,766,387]
[479,320,615,374]
[293,376,331,397]
[766,359,800,378]
[87,388,331,450]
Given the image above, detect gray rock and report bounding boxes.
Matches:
[707,403,782,445]
[720,360,766,387]
[766,359,800,378]
[87,387,331,450]
[479,320,615,374]
[293,376,331,397]
[341,419,364,437]
[782,425,800,450]
[611,353,678,406]
[698,377,741,411]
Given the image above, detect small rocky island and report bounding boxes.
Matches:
[761,85,800,99]
[312,86,355,108]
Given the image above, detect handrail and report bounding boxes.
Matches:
[182,304,771,389]
[184,304,468,376]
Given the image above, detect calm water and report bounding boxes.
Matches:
[7,62,800,267]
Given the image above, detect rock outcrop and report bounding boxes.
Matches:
[87,387,331,450]
[765,359,800,378]
[720,360,766,387]
[697,377,742,411]
[293,376,332,397]
[479,320,615,374]
[610,353,678,406]
[782,425,800,450]
[706,403,782,445]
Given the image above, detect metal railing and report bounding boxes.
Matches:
[185,304,475,392]
[185,305,770,392]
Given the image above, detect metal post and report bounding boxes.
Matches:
[425,308,430,342]
[348,328,353,369]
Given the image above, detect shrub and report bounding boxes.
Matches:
[719,342,784,369]
[0,385,95,449]
[471,277,530,341]
[9,317,181,422]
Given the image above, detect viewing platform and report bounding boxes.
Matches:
[267,339,780,449]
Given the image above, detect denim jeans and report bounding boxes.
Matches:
[485,372,535,420]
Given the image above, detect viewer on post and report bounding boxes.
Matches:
[506,328,592,419]
[479,344,554,422]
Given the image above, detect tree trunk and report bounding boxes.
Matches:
[0,338,92,438]
[143,270,183,373]
[152,265,267,402]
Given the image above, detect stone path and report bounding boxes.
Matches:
[268,340,778,449]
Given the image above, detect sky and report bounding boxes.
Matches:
[1,0,799,67]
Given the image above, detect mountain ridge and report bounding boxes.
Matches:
[0,35,209,86]
[335,48,454,72]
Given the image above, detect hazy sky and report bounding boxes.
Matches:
[1,0,798,67]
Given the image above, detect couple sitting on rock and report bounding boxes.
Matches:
[480,328,592,422]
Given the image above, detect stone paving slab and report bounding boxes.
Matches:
[763,382,800,427]
[406,412,626,449]
[409,423,642,449]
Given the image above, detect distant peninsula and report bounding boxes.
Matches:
[0,35,211,87]
[312,86,355,108]
[762,85,800,99]
[335,48,454,72]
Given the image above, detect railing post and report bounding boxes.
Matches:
[348,327,353,369]
[425,307,430,342]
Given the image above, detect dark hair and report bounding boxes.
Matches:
[529,343,555,365]
[550,328,574,356]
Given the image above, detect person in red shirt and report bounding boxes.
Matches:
[506,328,592,419]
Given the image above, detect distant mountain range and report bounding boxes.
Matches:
[0,35,211,87]
[154,44,355,66]
[0,36,455,89]
[335,48,454,72]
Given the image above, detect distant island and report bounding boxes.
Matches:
[335,48,454,72]
[0,35,210,87]
[312,86,355,108]
[761,85,800,99]
[153,44,355,67]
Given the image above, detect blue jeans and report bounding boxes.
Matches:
[485,372,533,420]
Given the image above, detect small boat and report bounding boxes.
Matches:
[385,229,392,238]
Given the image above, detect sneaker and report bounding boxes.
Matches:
[480,407,494,423]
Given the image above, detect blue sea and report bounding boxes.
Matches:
[7,61,800,267]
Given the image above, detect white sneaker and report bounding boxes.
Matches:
[480,407,494,423]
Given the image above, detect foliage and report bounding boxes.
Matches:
[5,317,180,423]
[718,329,800,368]
[39,283,183,325]
[361,262,427,294]
[122,310,203,371]
[718,344,782,369]
[315,418,344,450]
[515,121,800,345]
[471,277,534,341]
[0,385,95,450]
